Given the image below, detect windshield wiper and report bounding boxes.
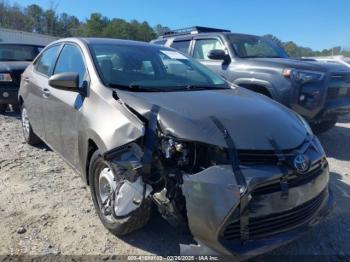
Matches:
[108,83,164,92]
[184,85,229,90]
[243,55,283,59]
[109,83,228,92]
[129,84,165,92]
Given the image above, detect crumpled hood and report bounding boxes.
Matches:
[246,57,349,73]
[0,61,30,72]
[116,87,307,150]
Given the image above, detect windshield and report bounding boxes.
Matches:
[0,44,42,61]
[228,34,289,59]
[90,43,228,91]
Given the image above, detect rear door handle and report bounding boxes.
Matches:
[42,88,51,98]
[23,77,30,83]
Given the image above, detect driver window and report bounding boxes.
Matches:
[193,39,224,60]
[54,44,86,87]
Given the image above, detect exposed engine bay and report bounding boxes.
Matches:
[105,134,213,229]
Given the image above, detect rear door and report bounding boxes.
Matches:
[192,37,228,78]
[25,45,61,139]
[43,43,88,168]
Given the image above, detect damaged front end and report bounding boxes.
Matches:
[102,92,334,259]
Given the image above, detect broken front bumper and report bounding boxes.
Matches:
[181,162,334,259]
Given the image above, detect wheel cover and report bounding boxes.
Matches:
[99,167,117,203]
[97,167,119,221]
[21,108,30,138]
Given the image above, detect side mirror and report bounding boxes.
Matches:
[208,49,229,62]
[49,72,79,92]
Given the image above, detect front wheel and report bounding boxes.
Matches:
[0,104,7,113]
[21,105,42,145]
[310,117,337,134]
[89,150,152,236]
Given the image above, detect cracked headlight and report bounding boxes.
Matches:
[283,68,324,84]
[160,136,230,173]
[0,73,12,82]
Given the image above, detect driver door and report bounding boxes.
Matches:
[43,43,88,168]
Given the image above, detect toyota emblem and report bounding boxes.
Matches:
[293,154,310,174]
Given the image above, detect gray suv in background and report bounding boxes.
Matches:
[152,27,350,133]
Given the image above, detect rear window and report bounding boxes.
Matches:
[0,44,42,62]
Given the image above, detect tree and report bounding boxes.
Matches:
[56,12,81,37]
[103,18,130,39]
[84,13,109,37]
[26,4,44,33]
[154,24,170,36]
[263,34,283,48]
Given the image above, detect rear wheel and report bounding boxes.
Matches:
[0,104,7,113]
[310,117,337,134]
[21,105,41,145]
[89,150,152,236]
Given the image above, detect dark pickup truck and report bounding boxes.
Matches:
[0,43,43,113]
[151,27,350,133]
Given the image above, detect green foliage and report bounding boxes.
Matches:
[0,1,164,42]
[264,34,349,58]
[0,0,347,54]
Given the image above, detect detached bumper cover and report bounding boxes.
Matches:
[0,86,19,104]
[181,162,333,258]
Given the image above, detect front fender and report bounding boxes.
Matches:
[233,78,276,98]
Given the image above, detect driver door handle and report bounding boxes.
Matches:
[42,88,51,98]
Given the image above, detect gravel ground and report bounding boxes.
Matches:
[0,111,349,261]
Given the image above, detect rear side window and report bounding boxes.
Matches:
[54,44,86,87]
[152,40,167,46]
[170,40,191,54]
[193,39,224,60]
[35,45,60,76]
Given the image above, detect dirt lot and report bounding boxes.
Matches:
[0,111,349,260]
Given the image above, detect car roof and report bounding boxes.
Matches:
[155,32,261,42]
[54,37,164,47]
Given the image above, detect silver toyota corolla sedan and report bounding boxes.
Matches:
[18,38,334,259]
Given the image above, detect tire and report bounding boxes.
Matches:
[21,105,42,145]
[310,118,337,134]
[0,104,7,113]
[89,150,152,236]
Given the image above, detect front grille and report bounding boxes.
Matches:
[238,149,294,165]
[252,160,325,196]
[327,73,350,100]
[222,189,327,240]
